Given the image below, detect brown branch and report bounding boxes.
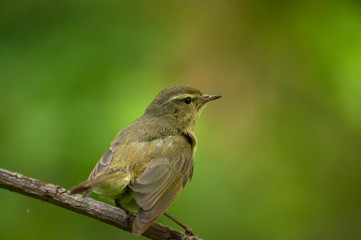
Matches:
[0,168,202,240]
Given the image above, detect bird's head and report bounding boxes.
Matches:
[145,85,221,132]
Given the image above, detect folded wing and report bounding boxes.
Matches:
[130,136,193,235]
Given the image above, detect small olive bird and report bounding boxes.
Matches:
[71,85,221,235]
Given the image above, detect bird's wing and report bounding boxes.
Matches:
[130,135,193,235]
[88,142,120,180]
[70,141,129,195]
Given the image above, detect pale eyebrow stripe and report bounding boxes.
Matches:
[167,94,191,102]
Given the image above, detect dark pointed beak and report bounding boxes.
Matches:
[201,94,222,104]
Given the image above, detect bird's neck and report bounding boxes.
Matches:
[141,113,197,149]
[181,129,198,151]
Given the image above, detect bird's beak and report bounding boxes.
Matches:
[201,94,222,104]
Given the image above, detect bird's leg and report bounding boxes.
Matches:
[114,198,122,208]
[114,198,135,225]
[164,212,194,235]
[114,198,131,215]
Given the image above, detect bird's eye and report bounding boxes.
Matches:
[183,97,192,104]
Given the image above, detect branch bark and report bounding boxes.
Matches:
[0,168,202,240]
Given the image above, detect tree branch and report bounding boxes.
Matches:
[0,168,202,240]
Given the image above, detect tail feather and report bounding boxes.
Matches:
[70,169,129,196]
[70,181,93,197]
[70,182,91,194]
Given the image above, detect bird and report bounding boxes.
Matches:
[71,85,221,235]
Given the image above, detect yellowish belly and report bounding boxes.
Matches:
[93,176,131,198]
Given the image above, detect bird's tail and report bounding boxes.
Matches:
[70,169,129,197]
[70,181,93,197]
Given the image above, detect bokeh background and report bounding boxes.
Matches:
[1,1,360,240]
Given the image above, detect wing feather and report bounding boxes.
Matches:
[130,137,193,235]
[72,131,194,235]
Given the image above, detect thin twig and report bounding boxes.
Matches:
[0,168,202,240]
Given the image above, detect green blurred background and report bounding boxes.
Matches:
[1,1,360,240]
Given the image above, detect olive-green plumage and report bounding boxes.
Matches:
[71,85,221,234]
